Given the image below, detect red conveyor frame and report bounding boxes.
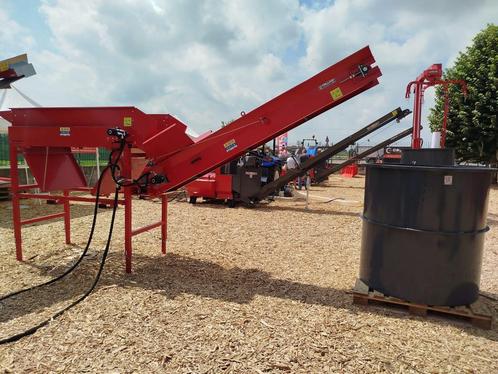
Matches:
[3,46,382,272]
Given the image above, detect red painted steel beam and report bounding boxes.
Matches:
[131,221,162,236]
[9,143,23,261]
[146,46,381,193]
[18,184,39,190]
[161,194,167,254]
[405,64,466,149]
[406,64,443,149]
[21,212,65,226]
[17,193,125,205]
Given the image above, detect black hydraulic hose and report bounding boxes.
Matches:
[0,186,120,345]
[0,164,110,303]
[108,140,151,188]
[319,197,342,204]
[0,138,127,344]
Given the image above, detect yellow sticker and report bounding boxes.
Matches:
[0,54,28,72]
[330,87,343,101]
[391,110,398,116]
[123,117,132,127]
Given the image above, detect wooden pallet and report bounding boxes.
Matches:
[352,279,493,330]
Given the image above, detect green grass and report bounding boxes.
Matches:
[0,160,107,167]
[77,161,109,167]
[0,160,27,167]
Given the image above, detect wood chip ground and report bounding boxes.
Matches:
[0,175,497,373]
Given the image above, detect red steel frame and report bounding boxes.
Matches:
[406,64,467,149]
[8,142,168,273]
[3,46,381,273]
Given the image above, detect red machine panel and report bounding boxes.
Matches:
[186,170,233,201]
[23,147,87,191]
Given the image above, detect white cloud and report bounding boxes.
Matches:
[296,0,498,145]
[4,0,498,147]
[17,0,301,131]
[0,9,35,55]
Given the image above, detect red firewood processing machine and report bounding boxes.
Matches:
[2,46,382,275]
[0,46,384,342]
[0,47,389,344]
[185,107,412,206]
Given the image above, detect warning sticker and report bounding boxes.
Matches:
[59,127,70,137]
[123,117,133,127]
[224,139,238,152]
[330,87,343,101]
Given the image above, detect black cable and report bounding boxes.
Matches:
[0,137,127,344]
[0,164,110,303]
[0,186,120,344]
[319,197,342,204]
[108,140,151,189]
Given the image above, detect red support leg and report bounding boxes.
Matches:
[161,194,168,254]
[122,147,133,273]
[124,190,132,273]
[411,82,424,149]
[9,142,23,261]
[63,190,71,244]
[441,86,450,148]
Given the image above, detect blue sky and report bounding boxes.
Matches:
[1,0,497,146]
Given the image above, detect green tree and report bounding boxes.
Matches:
[428,24,497,170]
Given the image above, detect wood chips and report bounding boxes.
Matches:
[0,175,497,373]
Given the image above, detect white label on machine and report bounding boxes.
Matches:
[59,127,70,136]
[223,139,237,152]
[444,175,453,185]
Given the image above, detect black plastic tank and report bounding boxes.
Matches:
[401,148,455,166]
[359,150,494,306]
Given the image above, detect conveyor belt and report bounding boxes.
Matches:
[315,126,413,182]
[254,107,411,201]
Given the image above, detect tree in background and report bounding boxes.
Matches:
[428,24,497,172]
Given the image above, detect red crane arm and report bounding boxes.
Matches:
[405,63,467,149]
[146,46,381,193]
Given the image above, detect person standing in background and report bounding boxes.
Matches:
[297,148,309,190]
[286,153,298,188]
[279,146,289,159]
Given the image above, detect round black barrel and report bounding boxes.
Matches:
[359,164,494,306]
